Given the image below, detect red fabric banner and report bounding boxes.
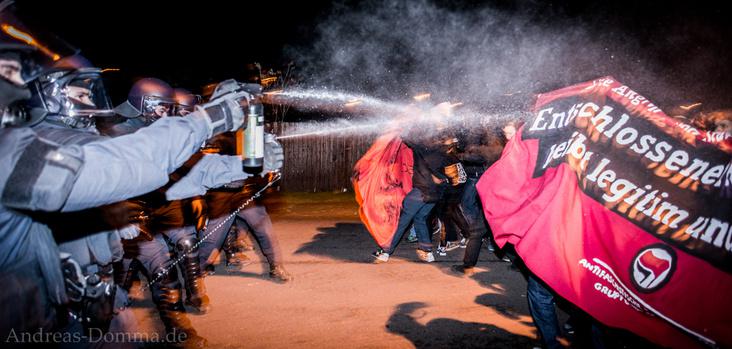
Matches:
[477,76,732,348]
[353,131,413,248]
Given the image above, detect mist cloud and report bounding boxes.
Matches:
[288,0,726,113]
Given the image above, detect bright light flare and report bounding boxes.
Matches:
[413,93,431,101]
[260,77,277,85]
[502,91,522,96]
[680,102,702,110]
[1,24,60,60]
[344,99,362,107]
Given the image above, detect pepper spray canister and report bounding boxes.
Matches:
[242,100,264,174]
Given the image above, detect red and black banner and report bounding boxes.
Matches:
[477,76,732,348]
[353,132,413,248]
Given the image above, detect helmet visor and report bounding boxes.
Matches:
[173,94,201,116]
[142,95,175,118]
[33,69,114,121]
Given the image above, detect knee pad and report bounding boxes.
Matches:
[152,262,179,288]
[176,236,199,254]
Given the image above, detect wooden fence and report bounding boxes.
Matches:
[270,122,377,192]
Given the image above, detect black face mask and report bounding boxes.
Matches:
[0,76,31,106]
[0,77,39,128]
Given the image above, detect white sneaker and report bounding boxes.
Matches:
[372,250,390,263]
[444,241,461,251]
[436,246,447,257]
[416,249,435,263]
[459,237,467,248]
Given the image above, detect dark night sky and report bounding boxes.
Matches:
[24,0,332,100]
[22,0,732,108]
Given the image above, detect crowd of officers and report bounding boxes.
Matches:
[0,3,288,348]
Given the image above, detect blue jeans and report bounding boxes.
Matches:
[527,274,561,349]
[385,188,435,254]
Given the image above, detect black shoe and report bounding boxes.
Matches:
[185,294,211,314]
[151,278,203,348]
[564,322,575,335]
[178,242,210,314]
[225,251,253,272]
[269,264,293,283]
[449,264,476,276]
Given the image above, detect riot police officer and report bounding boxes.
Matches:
[112,79,212,324]
[105,77,177,136]
[25,53,146,347]
[200,132,291,283]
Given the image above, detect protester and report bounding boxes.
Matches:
[447,122,504,274]
[434,135,467,257]
[371,106,459,263]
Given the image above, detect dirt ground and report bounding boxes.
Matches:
[128,192,548,348]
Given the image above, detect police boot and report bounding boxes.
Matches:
[177,238,210,314]
[150,268,207,348]
[223,227,252,271]
[269,263,293,283]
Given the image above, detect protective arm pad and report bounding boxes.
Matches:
[196,97,246,139]
[197,103,228,138]
[0,128,83,211]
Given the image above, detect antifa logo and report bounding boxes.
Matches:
[630,244,677,293]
